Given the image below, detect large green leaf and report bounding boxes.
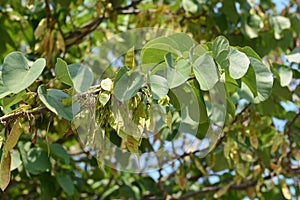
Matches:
[55,59,94,92]
[10,151,22,171]
[241,13,263,39]
[251,58,273,101]
[270,16,291,39]
[193,53,219,90]
[238,46,261,60]
[2,52,46,93]
[167,59,191,88]
[0,71,10,99]
[68,64,94,93]
[141,33,194,71]
[55,174,75,196]
[274,64,292,87]
[24,148,51,175]
[148,75,169,99]
[55,58,73,86]
[212,36,230,68]
[50,143,70,165]
[238,58,273,103]
[285,47,300,63]
[113,71,144,101]
[38,85,80,120]
[229,48,250,79]
[242,66,257,97]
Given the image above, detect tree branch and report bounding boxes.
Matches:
[0,107,48,124]
[65,17,105,49]
[286,111,300,162]
[0,88,101,124]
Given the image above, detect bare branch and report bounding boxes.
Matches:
[0,107,48,124]
[286,111,300,162]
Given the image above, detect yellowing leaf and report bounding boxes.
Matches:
[56,31,65,52]
[99,91,111,106]
[294,150,300,165]
[0,152,11,191]
[101,78,113,91]
[124,46,135,69]
[175,165,186,190]
[34,18,47,39]
[250,132,258,149]
[280,179,291,199]
[3,119,22,152]
[213,183,232,198]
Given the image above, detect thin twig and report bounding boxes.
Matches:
[0,107,48,124]
[286,111,300,162]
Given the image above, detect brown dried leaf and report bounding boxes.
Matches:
[0,152,11,191]
[3,119,22,152]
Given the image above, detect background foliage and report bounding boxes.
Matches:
[0,0,300,199]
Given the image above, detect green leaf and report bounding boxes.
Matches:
[167,59,191,88]
[270,16,291,39]
[55,59,94,92]
[0,71,10,99]
[10,151,22,171]
[229,48,250,79]
[250,58,273,101]
[99,91,110,106]
[182,0,205,14]
[213,36,230,68]
[55,58,73,86]
[0,152,11,191]
[164,52,175,68]
[101,185,119,199]
[274,64,292,87]
[55,174,75,196]
[140,33,194,71]
[223,0,239,23]
[148,75,169,99]
[295,84,300,97]
[238,46,261,60]
[242,65,258,97]
[2,90,26,110]
[238,58,273,103]
[241,13,263,39]
[68,64,94,93]
[50,143,70,165]
[2,52,46,93]
[193,53,219,90]
[113,71,144,101]
[24,148,51,175]
[285,47,300,63]
[38,85,80,120]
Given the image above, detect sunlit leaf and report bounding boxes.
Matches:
[38,85,80,120]
[148,74,169,99]
[229,48,250,79]
[55,58,73,86]
[2,52,46,93]
[113,71,144,101]
[285,47,300,63]
[270,16,291,39]
[193,53,219,90]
